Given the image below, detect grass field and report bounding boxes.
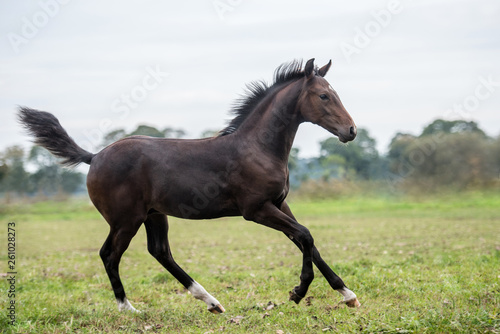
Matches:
[1,192,499,333]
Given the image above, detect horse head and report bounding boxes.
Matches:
[298,58,357,143]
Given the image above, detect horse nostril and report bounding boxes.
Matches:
[349,126,356,137]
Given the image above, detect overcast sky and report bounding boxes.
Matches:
[1,0,499,164]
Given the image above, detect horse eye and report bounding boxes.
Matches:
[319,94,329,101]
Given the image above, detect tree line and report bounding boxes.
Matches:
[1,119,499,197]
[289,119,500,193]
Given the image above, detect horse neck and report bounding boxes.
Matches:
[235,80,303,163]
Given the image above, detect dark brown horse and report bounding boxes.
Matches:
[18,58,360,313]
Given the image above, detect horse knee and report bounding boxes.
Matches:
[296,226,314,250]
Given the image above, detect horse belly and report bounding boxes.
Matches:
[155,188,240,219]
[150,171,240,220]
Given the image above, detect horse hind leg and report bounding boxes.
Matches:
[99,218,143,312]
[144,212,225,314]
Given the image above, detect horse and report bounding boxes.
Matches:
[18,58,360,314]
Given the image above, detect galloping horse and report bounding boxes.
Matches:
[18,58,360,313]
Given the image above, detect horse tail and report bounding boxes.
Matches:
[17,107,95,167]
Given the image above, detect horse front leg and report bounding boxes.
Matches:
[247,202,316,304]
[279,201,360,307]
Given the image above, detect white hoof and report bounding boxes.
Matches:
[337,287,360,307]
[345,298,361,308]
[208,304,226,314]
[188,281,224,314]
[117,298,140,312]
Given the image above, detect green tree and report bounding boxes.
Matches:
[29,145,58,167]
[420,119,486,137]
[0,160,7,183]
[0,146,29,195]
[129,125,165,137]
[200,129,219,138]
[288,147,300,172]
[319,128,380,179]
[101,125,186,148]
[319,154,347,180]
[60,169,85,193]
[163,127,186,138]
[28,146,85,195]
[395,132,496,190]
[493,136,500,179]
[387,133,417,174]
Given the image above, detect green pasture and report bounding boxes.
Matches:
[1,192,499,333]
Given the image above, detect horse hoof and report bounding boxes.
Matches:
[208,304,226,314]
[117,298,140,312]
[289,289,304,304]
[345,298,361,308]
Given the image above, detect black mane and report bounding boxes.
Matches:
[219,60,307,136]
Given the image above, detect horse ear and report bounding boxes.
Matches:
[304,58,315,78]
[318,60,332,77]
